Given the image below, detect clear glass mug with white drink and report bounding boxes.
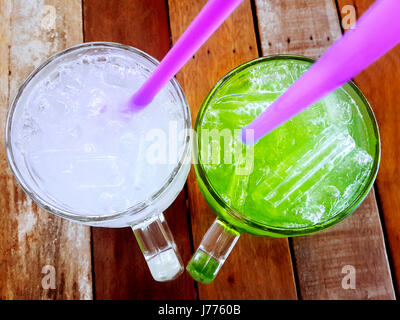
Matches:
[5,42,191,281]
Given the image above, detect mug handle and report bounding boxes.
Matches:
[132,212,183,281]
[186,219,240,283]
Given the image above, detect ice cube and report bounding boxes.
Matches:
[146,249,182,282]
[248,60,309,93]
[87,88,107,116]
[256,125,356,210]
[225,145,254,210]
[27,150,125,189]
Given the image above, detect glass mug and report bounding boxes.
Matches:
[186,55,380,283]
[6,42,191,282]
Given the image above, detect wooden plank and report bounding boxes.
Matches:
[256,0,341,57]
[293,191,395,299]
[168,0,298,299]
[255,0,395,299]
[337,0,400,294]
[0,0,92,299]
[83,0,196,299]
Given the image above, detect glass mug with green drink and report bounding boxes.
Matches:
[186,55,380,283]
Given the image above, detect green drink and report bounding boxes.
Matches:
[187,56,380,283]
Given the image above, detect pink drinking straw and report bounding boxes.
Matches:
[242,0,400,144]
[130,0,244,109]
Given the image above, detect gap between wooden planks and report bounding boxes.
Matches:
[0,0,92,299]
[255,0,395,299]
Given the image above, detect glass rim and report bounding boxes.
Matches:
[194,54,381,236]
[5,41,192,223]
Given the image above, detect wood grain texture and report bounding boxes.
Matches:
[337,0,400,294]
[257,0,341,57]
[255,0,395,299]
[294,191,394,299]
[83,0,196,299]
[0,0,92,299]
[168,0,297,299]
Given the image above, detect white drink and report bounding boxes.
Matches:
[12,48,186,216]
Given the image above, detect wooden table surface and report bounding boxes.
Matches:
[0,0,398,300]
